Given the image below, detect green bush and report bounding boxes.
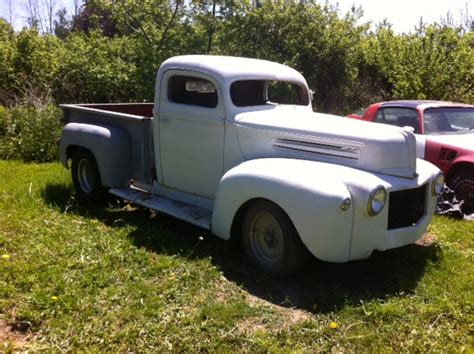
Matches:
[0,104,62,162]
[0,3,473,164]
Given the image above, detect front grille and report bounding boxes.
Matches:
[388,185,427,230]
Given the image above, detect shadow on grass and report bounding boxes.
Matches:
[42,183,442,314]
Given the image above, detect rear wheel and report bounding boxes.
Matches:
[451,171,474,214]
[242,200,310,275]
[71,148,107,201]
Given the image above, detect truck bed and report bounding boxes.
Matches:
[60,103,156,188]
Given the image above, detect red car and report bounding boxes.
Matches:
[348,100,474,213]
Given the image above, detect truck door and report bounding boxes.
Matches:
[156,71,225,199]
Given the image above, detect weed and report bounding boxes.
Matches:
[0,104,62,162]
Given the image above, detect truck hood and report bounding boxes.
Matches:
[235,107,418,178]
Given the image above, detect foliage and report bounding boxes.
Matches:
[0,2,472,111]
[0,1,472,162]
[0,103,62,162]
[0,161,473,351]
[55,31,140,102]
[363,24,474,104]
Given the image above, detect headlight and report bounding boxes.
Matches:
[368,185,387,216]
[432,173,445,196]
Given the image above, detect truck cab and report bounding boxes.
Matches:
[60,55,444,274]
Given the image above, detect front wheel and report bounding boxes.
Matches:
[71,148,107,201]
[451,171,474,215]
[242,200,310,275]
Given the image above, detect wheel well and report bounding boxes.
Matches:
[66,145,83,159]
[446,162,474,186]
[66,145,95,163]
[67,145,101,178]
[229,198,298,241]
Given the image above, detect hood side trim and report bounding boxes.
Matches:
[272,138,360,160]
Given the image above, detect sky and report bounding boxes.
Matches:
[0,0,472,33]
[329,0,472,33]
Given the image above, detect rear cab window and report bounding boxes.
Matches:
[168,75,218,108]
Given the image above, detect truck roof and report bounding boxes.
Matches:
[158,55,308,86]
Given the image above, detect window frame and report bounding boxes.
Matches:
[159,70,225,118]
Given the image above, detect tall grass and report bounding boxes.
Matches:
[0,103,62,162]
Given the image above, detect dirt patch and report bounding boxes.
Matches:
[0,319,30,350]
[415,233,437,246]
[237,293,313,335]
[246,293,313,324]
[236,316,268,335]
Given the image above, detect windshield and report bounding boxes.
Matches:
[424,107,474,134]
[230,80,309,107]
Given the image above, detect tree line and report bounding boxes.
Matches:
[0,0,473,115]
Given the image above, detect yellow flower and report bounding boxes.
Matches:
[329,322,338,329]
[51,296,59,301]
[2,254,10,260]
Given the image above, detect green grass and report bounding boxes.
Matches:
[0,160,473,351]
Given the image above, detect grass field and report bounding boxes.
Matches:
[0,160,473,351]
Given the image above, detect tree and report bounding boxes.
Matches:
[54,7,71,39]
[25,0,43,31]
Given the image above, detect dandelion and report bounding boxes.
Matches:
[2,254,10,260]
[329,322,338,329]
[51,296,59,301]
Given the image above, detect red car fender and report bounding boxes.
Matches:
[445,155,474,183]
[425,137,474,179]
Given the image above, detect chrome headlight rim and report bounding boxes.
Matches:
[367,185,387,216]
[432,172,445,196]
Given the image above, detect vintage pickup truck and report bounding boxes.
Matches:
[60,55,443,274]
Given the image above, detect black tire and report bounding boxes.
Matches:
[451,170,474,215]
[242,200,310,275]
[71,148,107,201]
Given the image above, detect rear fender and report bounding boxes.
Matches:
[212,158,354,262]
[60,123,132,188]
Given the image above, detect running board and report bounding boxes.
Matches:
[109,187,212,230]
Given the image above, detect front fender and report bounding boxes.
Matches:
[212,158,354,262]
[60,123,132,188]
[446,156,474,182]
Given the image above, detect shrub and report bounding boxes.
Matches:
[0,104,62,162]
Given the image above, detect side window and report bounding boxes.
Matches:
[168,75,218,108]
[374,107,420,133]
